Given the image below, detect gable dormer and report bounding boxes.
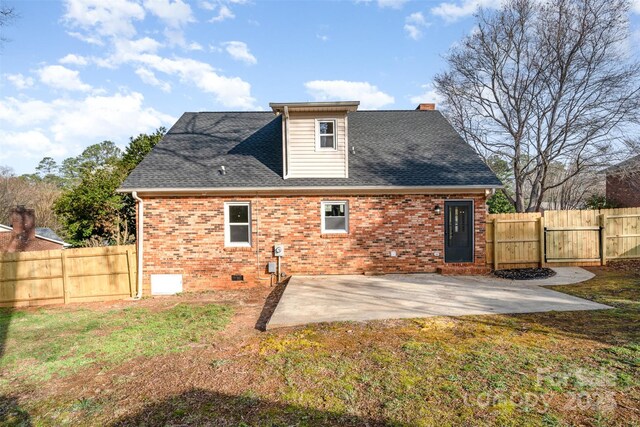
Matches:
[270,101,359,179]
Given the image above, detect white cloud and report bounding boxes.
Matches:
[59,53,89,66]
[94,37,162,68]
[0,92,174,163]
[357,0,409,8]
[50,92,173,143]
[404,12,429,40]
[38,65,93,92]
[143,0,195,48]
[304,80,395,110]
[409,83,445,106]
[6,74,34,90]
[632,0,640,14]
[143,0,194,27]
[0,130,67,162]
[317,34,329,42]
[0,98,57,126]
[75,36,257,109]
[431,0,499,23]
[222,41,257,65]
[63,0,146,39]
[62,0,258,109]
[66,31,104,46]
[199,1,215,10]
[210,5,234,22]
[131,54,257,108]
[377,0,408,8]
[135,68,171,92]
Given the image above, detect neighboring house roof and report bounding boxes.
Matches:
[605,154,640,175]
[0,224,69,246]
[120,110,502,191]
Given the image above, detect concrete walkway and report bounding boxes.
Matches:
[267,267,608,329]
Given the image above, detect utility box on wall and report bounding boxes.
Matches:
[267,262,277,273]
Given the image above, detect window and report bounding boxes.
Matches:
[224,202,251,246]
[316,120,336,150]
[321,201,348,233]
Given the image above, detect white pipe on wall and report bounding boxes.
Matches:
[132,191,144,299]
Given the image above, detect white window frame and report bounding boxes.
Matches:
[315,119,337,151]
[224,202,251,247]
[321,201,348,234]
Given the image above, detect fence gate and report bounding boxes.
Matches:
[543,210,602,264]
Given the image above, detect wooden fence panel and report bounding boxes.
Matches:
[605,208,640,260]
[487,207,640,269]
[0,245,136,307]
[487,212,541,269]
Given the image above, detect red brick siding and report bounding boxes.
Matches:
[141,194,488,292]
[607,173,640,208]
[0,232,64,253]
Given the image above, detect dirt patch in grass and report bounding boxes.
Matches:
[1,270,639,426]
[597,259,640,276]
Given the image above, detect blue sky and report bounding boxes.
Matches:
[1,0,639,174]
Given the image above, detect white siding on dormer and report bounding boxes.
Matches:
[286,112,347,178]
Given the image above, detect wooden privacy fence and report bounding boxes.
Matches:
[0,245,137,307]
[487,207,640,269]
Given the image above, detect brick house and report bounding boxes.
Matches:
[0,206,68,253]
[606,154,640,207]
[119,102,501,295]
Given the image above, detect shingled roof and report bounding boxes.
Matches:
[120,110,501,191]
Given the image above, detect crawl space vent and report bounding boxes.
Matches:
[151,274,183,295]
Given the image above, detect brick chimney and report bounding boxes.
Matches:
[11,205,36,243]
[416,103,436,111]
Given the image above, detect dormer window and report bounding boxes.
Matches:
[316,119,336,150]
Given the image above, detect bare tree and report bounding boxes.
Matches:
[543,164,604,209]
[435,0,640,212]
[0,166,62,232]
[0,4,17,46]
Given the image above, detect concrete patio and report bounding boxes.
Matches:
[266,267,610,329]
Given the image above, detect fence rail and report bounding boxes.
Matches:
[0,245,136,307]
[487,207,640,269]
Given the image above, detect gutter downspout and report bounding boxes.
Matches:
[132,191,143,299]
[256,199,269,282]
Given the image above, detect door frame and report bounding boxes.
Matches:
[444,199,475,263]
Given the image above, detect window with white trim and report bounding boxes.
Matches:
[224,202,251,246]
[316,120,336,150]
[321,201,348,233]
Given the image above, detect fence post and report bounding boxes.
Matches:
[539,216,546,268]
[61,250,70,304]
[493,218,499,271]
[599,214,607,266]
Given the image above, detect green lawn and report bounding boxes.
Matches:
[0,303,232,384]
[0,267,638,426]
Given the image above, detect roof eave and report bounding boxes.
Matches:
[117,184,502,196]
[269,101,360,114]
[0,224,69,246]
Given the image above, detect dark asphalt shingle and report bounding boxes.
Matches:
[120,110,501,190]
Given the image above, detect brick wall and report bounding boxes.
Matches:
[141,193,488,292]
[607,173,640,208]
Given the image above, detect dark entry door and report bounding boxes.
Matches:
[444,201,473,263]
